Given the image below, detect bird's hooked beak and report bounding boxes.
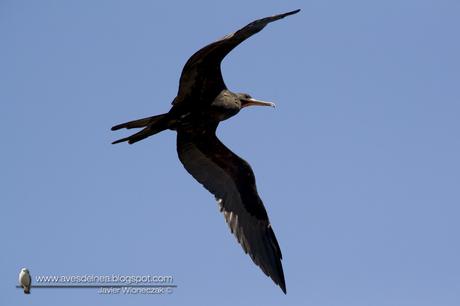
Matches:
[241,98,276,109]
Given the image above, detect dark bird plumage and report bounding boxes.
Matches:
[112,9,300,293]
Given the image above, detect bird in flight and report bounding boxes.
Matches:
[112,9,300,293]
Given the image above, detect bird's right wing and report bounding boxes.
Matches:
[173,9,300,106]
[176,129,286,293]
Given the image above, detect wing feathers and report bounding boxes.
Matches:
[177,130,286,293]
[174,9,300,105]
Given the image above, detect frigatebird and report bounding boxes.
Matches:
[112,9,300,293]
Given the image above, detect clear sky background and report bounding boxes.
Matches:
[1,1,459,305]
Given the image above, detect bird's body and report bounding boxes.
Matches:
[19,268,31,294]
[172,90,244,130]
[112,9,300,293]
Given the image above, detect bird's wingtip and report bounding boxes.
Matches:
[285,9,301,16]
[278,272,287,294]
[273,9,300,21]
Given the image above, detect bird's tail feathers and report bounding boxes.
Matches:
[111,113,169,144]
[111,114,165,131]
[24,287,30,294]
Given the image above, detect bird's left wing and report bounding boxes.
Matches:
[176,129,286,293]
[173,9,300,106]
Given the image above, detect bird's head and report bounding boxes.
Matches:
[237,93,276,109]
[21,268,29,273]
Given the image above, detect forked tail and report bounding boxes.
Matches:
[111,113,169,144]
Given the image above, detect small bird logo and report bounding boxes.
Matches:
[18,268,31,294]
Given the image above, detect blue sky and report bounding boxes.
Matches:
[1,1,459,305]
